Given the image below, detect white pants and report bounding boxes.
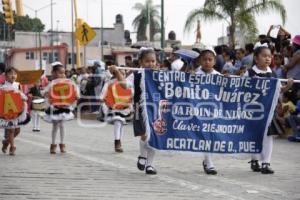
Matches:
[32,111,40,130]
[252,135,273,163]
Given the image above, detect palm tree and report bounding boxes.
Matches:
[184,0,287,48]
[132,0,161,41]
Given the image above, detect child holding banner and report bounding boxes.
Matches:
[43,62,78,154]
[245,44,293,174]
[1,67,30,155]
[194,48,220,175]
[109,48,158,175]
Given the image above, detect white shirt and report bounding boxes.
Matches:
[194,67,221,75]
[243,65,272,77]
[1,81,27,100]
[171,59,184,71]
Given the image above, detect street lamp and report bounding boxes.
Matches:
[24,2,56,69]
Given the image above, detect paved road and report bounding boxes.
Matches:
[0,119,300,200]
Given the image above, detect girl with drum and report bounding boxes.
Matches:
[29,80,45,132]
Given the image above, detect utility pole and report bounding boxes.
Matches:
[71,0,75,68]
[51,0,54,63]
[73,0,81,68]
[160,0,165,60]
[101,0,104,60]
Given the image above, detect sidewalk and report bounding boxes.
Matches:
[0,119,299,200]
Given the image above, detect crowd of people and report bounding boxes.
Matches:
[0,25,299,176]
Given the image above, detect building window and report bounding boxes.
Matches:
[48,52,59,63]
[43,52,48,63]
[67,53,76,65]
[54,52,59,62]
[25,52,34,60]
[67,53,83,65]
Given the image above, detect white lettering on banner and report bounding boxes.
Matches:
[214,87,261,103]
[171,104,258,120]
[166,138,212,151]
[172,120,244,134]
[153,71,186,82]
[153,71,272,92]
[173,120,201,132]
[202,123,245,134]
[166,139,254,153]
[165,82,210,99]
[239,141,257,153]
[229,77,252,88]
[255,79,271,90]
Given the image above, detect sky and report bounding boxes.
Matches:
[12,0,300,46]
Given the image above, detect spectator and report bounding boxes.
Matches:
[285,35,300,93]
[273,53,285,78]
[287,90,300,142]
[242,43,254,68]
[0,62,6,84]
[214,45,225,72]
[234,48,245,70]
[222,49,236,75]
[267,25,291,53]
[161,59,171,71]
[125,56,133,68]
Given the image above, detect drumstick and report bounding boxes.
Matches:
[115,67,300,83]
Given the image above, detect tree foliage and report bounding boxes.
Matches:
[132,0,161,41]
[0,12,45,40]
[184,0,287,48]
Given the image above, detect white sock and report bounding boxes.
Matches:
[261,136,273,163]
[59,121,65,144]
[119,122,124,139]
[139,139,148,159]
[251,154,260,161]
[32,112,39,129]
[204,154,214,169]
[114,120,123,140]
[51,122,58,144]
[35,112,40,130]
[146,144,155,167]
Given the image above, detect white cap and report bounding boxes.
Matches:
[171,59,184,71]
[51,61,63,67]
[201,47,216,56]
[254,42,268,50]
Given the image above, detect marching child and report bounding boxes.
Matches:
[43,62,77,154]
[100,69,133,153]
[194,49,220,175]
[245,44,293,174]
[1,67,29,155]
[108,48,158,175]
[28,80,44,132]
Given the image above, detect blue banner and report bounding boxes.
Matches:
[142,69,280,154]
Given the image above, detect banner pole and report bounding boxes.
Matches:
[114,67,300,83]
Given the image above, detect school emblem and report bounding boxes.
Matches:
[152,100,168,135]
